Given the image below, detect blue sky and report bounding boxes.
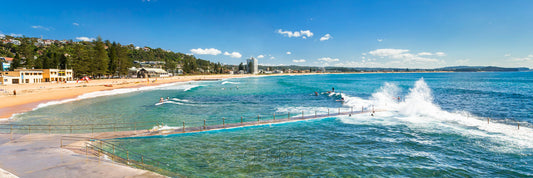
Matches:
[1,0,533,68]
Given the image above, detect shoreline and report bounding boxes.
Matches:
[0,74,250,120]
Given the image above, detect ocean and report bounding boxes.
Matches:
[8,72,533,176]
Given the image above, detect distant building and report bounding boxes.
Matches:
[1,63,10,71]
[128,67,170,78]
[0,68,73,85]
[246,57,258,74]
[3,39,21,45]
[0,57,13,71]
[1,69,43,84]
[41,69,73,82]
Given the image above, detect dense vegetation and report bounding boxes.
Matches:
[0,35,227,78]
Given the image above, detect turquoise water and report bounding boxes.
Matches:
[10,72,533,176]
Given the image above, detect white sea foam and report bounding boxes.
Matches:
[156,98,204,106]
[151,124,181,131]
[338,78,533,150]
[221,81,240,85]
[171,98,190,103]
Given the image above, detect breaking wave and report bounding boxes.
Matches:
[337,78,533,150]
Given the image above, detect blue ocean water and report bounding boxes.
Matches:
[9,72,533,176]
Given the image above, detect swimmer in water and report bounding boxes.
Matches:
[166,97,170,101]
[332,87,335,92]
[314,91,319,96]
[159,97,164,103]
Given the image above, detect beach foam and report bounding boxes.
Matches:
[221,81,240,85]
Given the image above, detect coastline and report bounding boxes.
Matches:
[0,74,249,120]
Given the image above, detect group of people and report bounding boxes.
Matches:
[159,97,170,103]
[314,87,345,102]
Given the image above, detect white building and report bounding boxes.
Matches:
[129,67,170,78]
[246,57,258,74]
[1,69,43,84]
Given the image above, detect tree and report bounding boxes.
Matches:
[9,53,21,70]
[238,62,244,71]
[92,36,109,77]
[71,44,91,77]
[20,39,35,68]
[116,43,131,76]
[108,42,118,75]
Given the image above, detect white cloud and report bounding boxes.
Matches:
[300,30,313,37]
[190,48,222,55]
[9,33,22,37]
[456,59,470,65]
[368,48,441,63]
[417,52,433,56]
[377,39,383,42]
[286,51,291,55]
[317,57,340,62]
[73,23,79,26]
[257,55,265,59]
[277,29,313,39]
[504,54,512,57]
[223,51,242,58]
[435,52,446,56]
[293,59,306,63]
[507,55,533,68]
[511,57,531,62]
[319,34,332,41]
[31,25,50,31]
[270,56,275,59]
[369,49,410,57]
[76,37,95,41]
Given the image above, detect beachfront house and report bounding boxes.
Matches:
[1,57,13,71]
[128,67,170,78]
[42,69,73,82]
[0,68,73,85]
[1,69,44,84]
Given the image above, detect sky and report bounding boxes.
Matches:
[1,0,533,68]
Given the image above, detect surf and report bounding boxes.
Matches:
[338,78,533,150]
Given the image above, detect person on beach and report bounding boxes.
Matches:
[13,90,16,96]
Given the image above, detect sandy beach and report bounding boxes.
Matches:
[0,74,249,120]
